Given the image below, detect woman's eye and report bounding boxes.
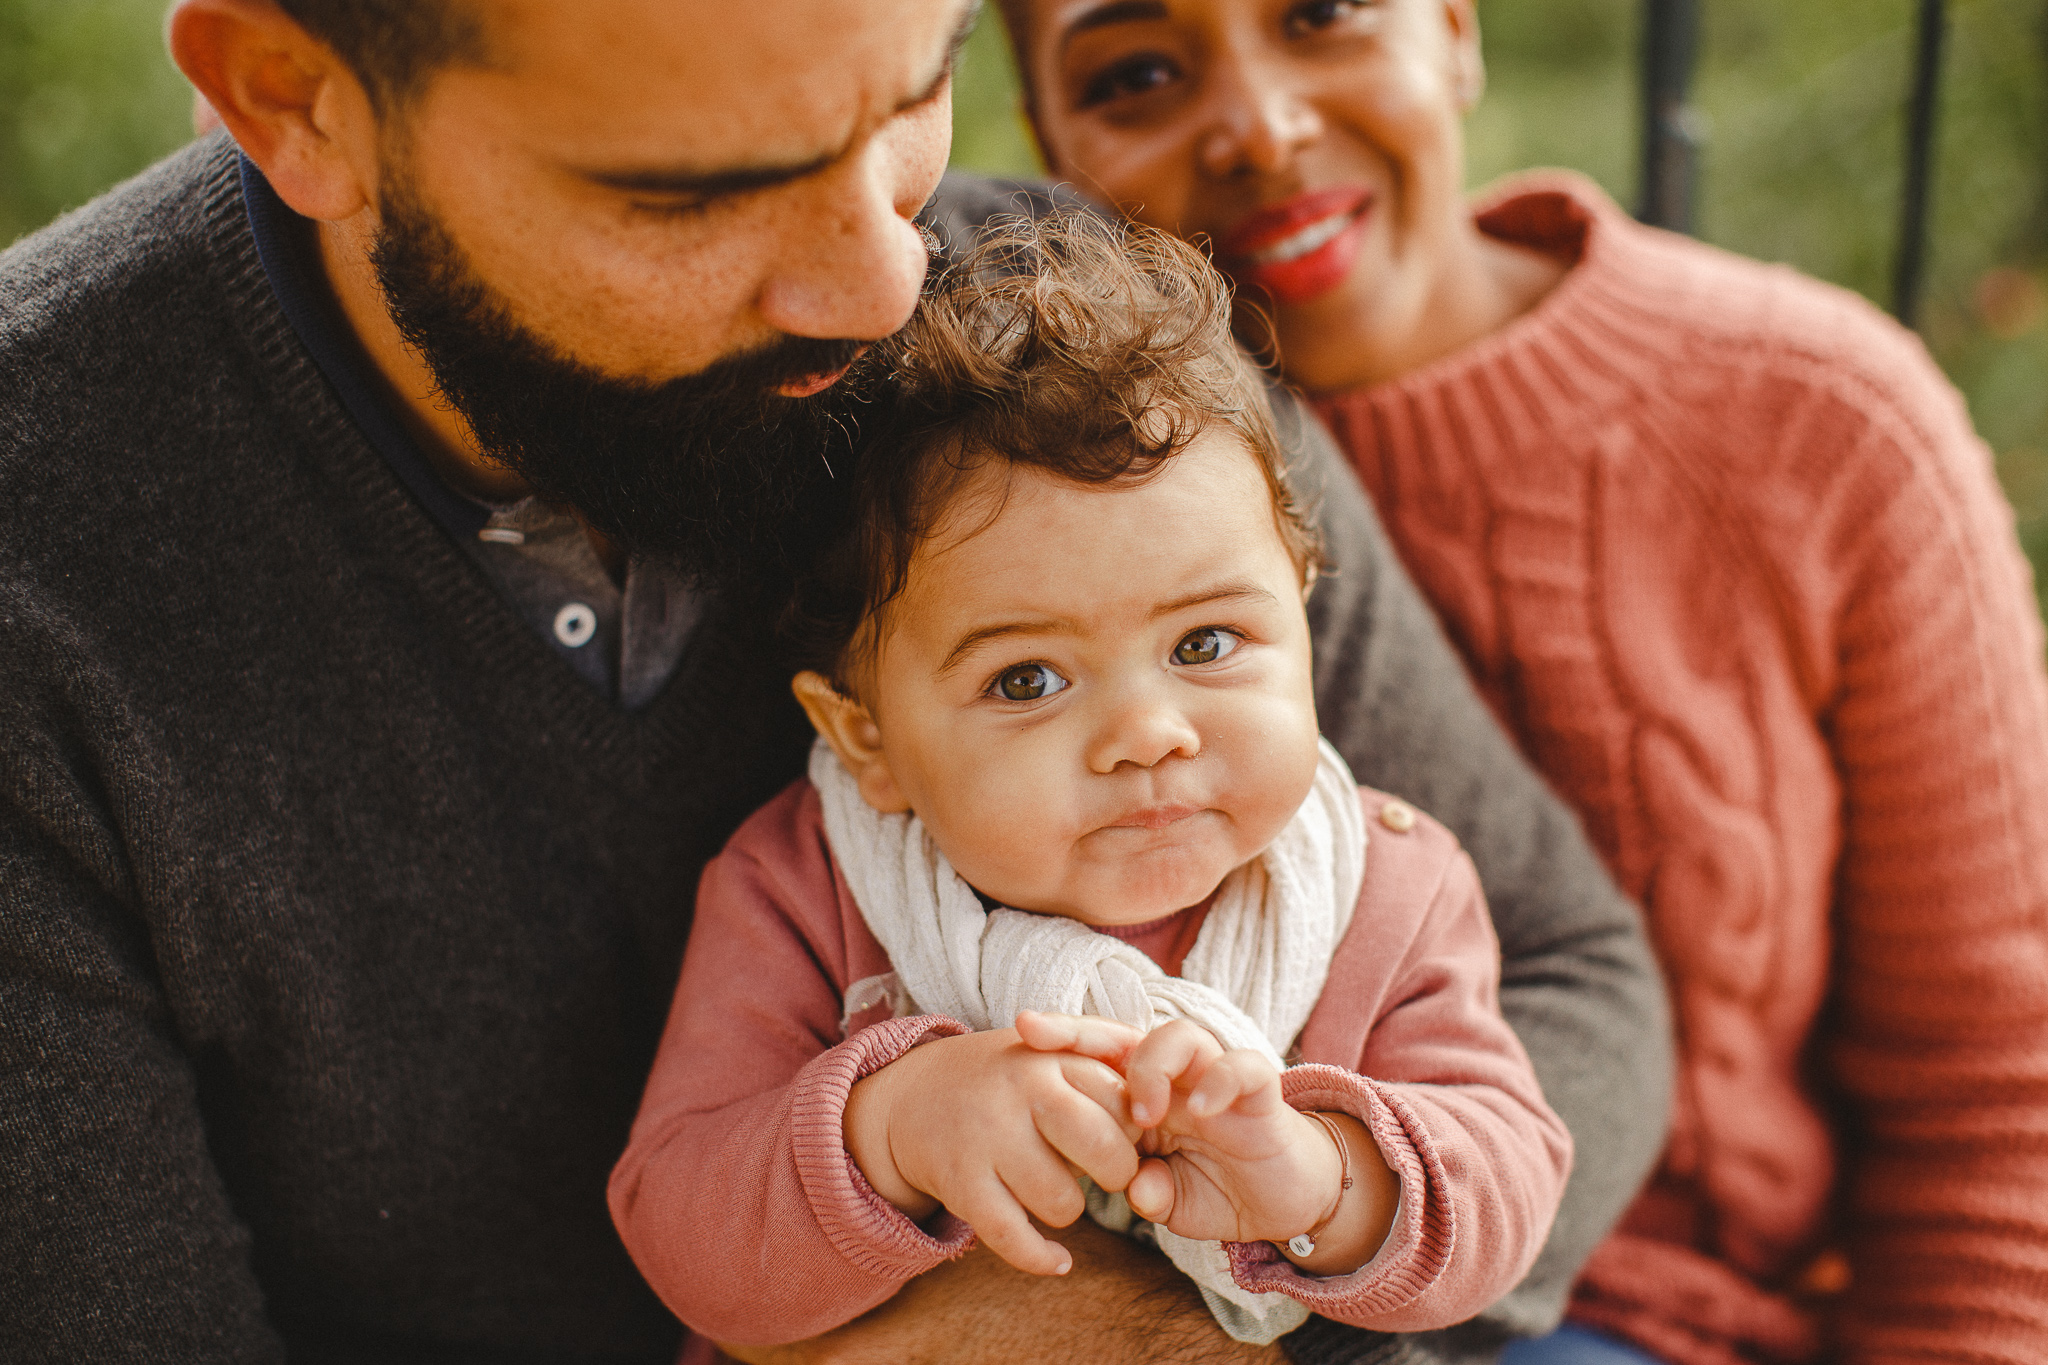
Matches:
[1172,628,1241,667]
[1078,52,1183,109]
[992,664,1070,702]
[1285,0,1377,38]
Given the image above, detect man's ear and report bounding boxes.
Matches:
[168,0,380,222]
[791,672,912,815]
[1443,0,1485,112]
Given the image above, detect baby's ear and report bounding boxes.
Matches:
[790,672,911,814]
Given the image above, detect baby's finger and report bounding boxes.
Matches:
[1186,1048,1283,1119]
[1126,1156,1178,1224]
[1052,1052,1138,1134]
[1035,1073,1141,1191]
[1015,1010,1145,1065]
[995,1136,1096,1232]
[1123,1020,1224,1127]
[953,1176,1076,1277]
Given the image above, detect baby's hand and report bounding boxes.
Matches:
[842,1025,1143,1276]
[1021,1014,1396,1274]
[1123,1021,1343,1244]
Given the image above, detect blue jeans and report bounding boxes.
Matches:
[1498,1325,1665,1365]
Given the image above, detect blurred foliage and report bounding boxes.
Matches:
[0,0,190,245]
[1,0,2041,592]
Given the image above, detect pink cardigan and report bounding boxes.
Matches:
[609,779,1572,1353]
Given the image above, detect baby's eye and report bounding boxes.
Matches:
[1171,628,1240,666]
[992,663,1071,702]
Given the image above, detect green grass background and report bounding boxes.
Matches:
[5,0,2044,592]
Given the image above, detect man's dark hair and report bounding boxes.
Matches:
[276,0,488,110]
[784,212,1323,688]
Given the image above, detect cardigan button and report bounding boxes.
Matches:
[1378,800,1417,834]
[553,602,598,649]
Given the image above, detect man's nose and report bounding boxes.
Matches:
[1085,685,1204,775]
[1198,53,1324,180]
[755,142,934,342]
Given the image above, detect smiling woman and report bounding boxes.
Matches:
[1002,0,1564,389]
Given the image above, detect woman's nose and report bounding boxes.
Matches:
[1198,56,1324,179]
[1086,688,1204,774]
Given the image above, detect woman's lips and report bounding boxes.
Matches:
[1219,187,1374,308]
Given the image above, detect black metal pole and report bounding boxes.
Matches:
[1639,0,1703,233]
[1893,0,1948,327]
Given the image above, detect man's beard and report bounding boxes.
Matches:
[368,178,877,589]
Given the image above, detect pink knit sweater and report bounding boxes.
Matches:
[609,780,1571,1355]
[1314,174,2048,1365]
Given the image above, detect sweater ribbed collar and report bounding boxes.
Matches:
[1310,172,1687,440]
[238,154,491,541]
[188,135,753,763]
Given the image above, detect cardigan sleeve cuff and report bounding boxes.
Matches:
[788,1014,977,1278]
[1221,1064,1449,1320]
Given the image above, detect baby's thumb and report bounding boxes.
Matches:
[1126,1157,1177,1224]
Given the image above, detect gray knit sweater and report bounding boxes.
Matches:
[0,139,1669,1365]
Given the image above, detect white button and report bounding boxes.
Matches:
[477,527,526,545]
[1378,800,1417,833]
[553,602,597,648]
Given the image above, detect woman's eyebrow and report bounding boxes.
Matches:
[1063,0,1170,44]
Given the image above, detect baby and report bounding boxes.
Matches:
[609,218,1571,1358]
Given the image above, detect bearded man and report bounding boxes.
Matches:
[0,2,1670,1362]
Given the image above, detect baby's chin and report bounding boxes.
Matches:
[1009,864,1246,929]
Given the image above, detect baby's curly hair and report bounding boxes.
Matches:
[784,212,1322,688]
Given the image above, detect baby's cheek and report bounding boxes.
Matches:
[928,787,1071,903]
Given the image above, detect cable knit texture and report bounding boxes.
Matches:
[1312,172,2048,1365]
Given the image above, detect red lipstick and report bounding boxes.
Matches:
[1218,186,1373,308]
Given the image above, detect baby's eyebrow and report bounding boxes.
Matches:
[1151,581,1278,618]
[937,616,1079,677]
[935,582,1277,677]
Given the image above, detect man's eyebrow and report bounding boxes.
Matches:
[938,615,1080,677]
[585,0,978,203]
[1063,0,1169,43]
[1152,581,1278,617]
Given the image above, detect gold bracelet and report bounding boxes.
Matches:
[1284,1110,1353,1258]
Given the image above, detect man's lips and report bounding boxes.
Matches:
[774,347,867,398]
[1218,187,1374,309]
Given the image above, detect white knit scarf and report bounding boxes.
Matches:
[812,736,1368,1342]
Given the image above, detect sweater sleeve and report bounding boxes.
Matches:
[0,633,284,1362]
[607,823,977,1347]
[1226,843,1574,1333]
[1797,328,2048,1360]
[1279,385,1673,1365]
